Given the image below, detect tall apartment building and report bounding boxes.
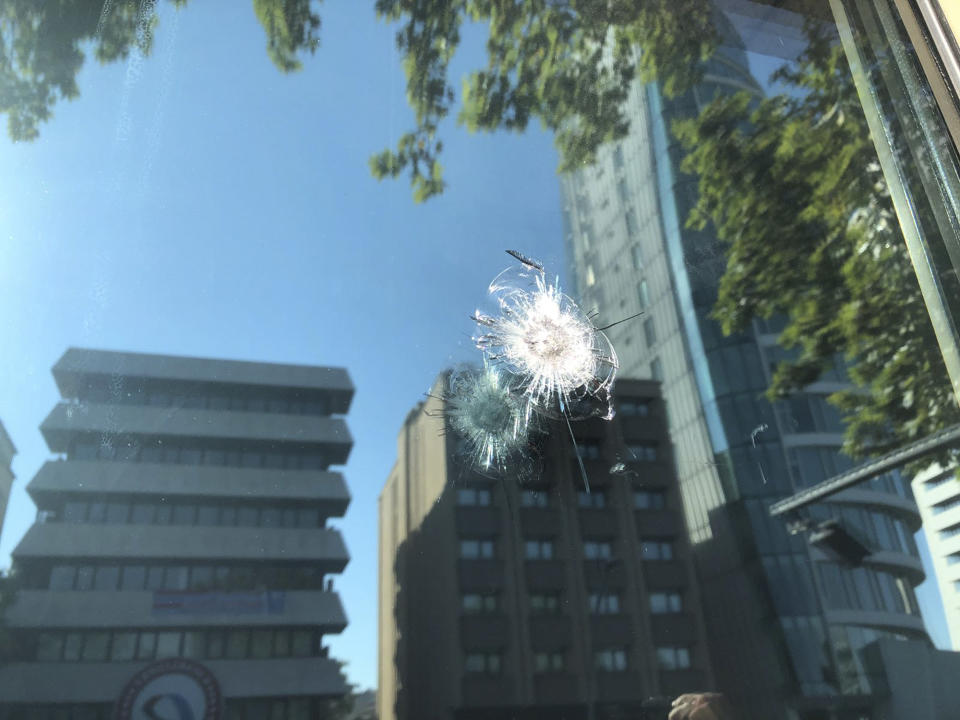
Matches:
[559,4,930,718]
[379,373,712,720]
[0,348,353,720]
[912,464,960,650]
[0,420,15,544]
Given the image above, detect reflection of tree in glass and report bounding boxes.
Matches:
[0,0,320,141]
[0,0,715,202]
[673,25,960,463]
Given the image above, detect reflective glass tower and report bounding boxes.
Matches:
[560,5,928,718]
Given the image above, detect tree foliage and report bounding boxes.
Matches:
[0,0,713,202]
[0,0,158,141]
[369,0,717,201]
[0,0,319,142]
[673,27,960,460]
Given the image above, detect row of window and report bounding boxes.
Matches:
[464,646,691,674]
[932,496,960,515]
[818,563,918,616]
[40,563,325,592]
[458,487,667,511]
[69,440,327,471]
[54,500,324,529]
[617,399,650,417]
[71,389,332,417]
[30,627,320,663]
[939,523,960,540]
[461,590,684,616]
[460,537,676,562]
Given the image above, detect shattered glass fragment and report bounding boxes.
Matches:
[443,365,535,477]
[473,259,619,423]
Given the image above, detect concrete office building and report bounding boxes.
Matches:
[560,4,930,718]
[379,372,712,720]
[912,464,960,650]
[0,348,353,720]
[0,420,15,544]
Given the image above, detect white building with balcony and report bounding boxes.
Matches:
[0,348,354,720]
[913,463,960,650]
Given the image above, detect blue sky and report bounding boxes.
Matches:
[0,2,566,690]
[0,0,951,693]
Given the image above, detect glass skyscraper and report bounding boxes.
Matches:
[560,5,929,718]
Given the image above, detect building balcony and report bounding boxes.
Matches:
[533,673,581,705]
[618,416,663,442]
[12,523,349,571]
[53,347,354,412]
[583,560,627,589]
[633,510,679,537]
[4,590,347,633]
[0,657,348,704]
[529,616,572,651]
[659,669,706,698]
[828,488,921,531]
[27,460,349,515]
[520,507,561,536]
[458,559,503,591]
[579,509,618,537]
[824,609,929,637]
[40,402,352,465]
[642,562,688,589]
[525,560,567,591]
[862,550,926,586]
[456,507,501,536]
[590,615,632,646]
[460,614,509,651]
[461,674,516,706]
[649,613,698,646]
[595,671,643,702]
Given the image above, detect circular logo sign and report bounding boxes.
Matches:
[114,658,222,720]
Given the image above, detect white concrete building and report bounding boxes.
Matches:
[912,463,960,649]
[0,348,354,720]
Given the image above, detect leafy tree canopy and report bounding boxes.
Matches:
[673,27,960,462]
[0,0,713,201]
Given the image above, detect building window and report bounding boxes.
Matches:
[583,541,613,560]
[650,357,663,381]
[534,652,565,673]
[530,593,562,614]
[656,646,691,670]
[617,179,630,204]
[614,145,625,170]
[644,317,657,347]
[462,593,499,614]
[594,648,628,671]
[577,490,606,509]
[574,440,603,460]
[649,591,683,614]
[627,443,658,462]
[457,487,492,506]
[460,539,495,559]
[939,523,960,540]
[618,398,650,416]
[519,491,549,508]
[589,593,620,614]
[625,210,639,237]
[640,540,674,561]
[634,489,666,510]
[525,539,554,560]
[586,264,596,287]
[639,280,650,308]
[464,652,502,674]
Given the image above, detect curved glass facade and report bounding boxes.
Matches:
[560,5,929,716]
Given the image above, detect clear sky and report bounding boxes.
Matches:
[0,0,951,694]
[0,1,567,690]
